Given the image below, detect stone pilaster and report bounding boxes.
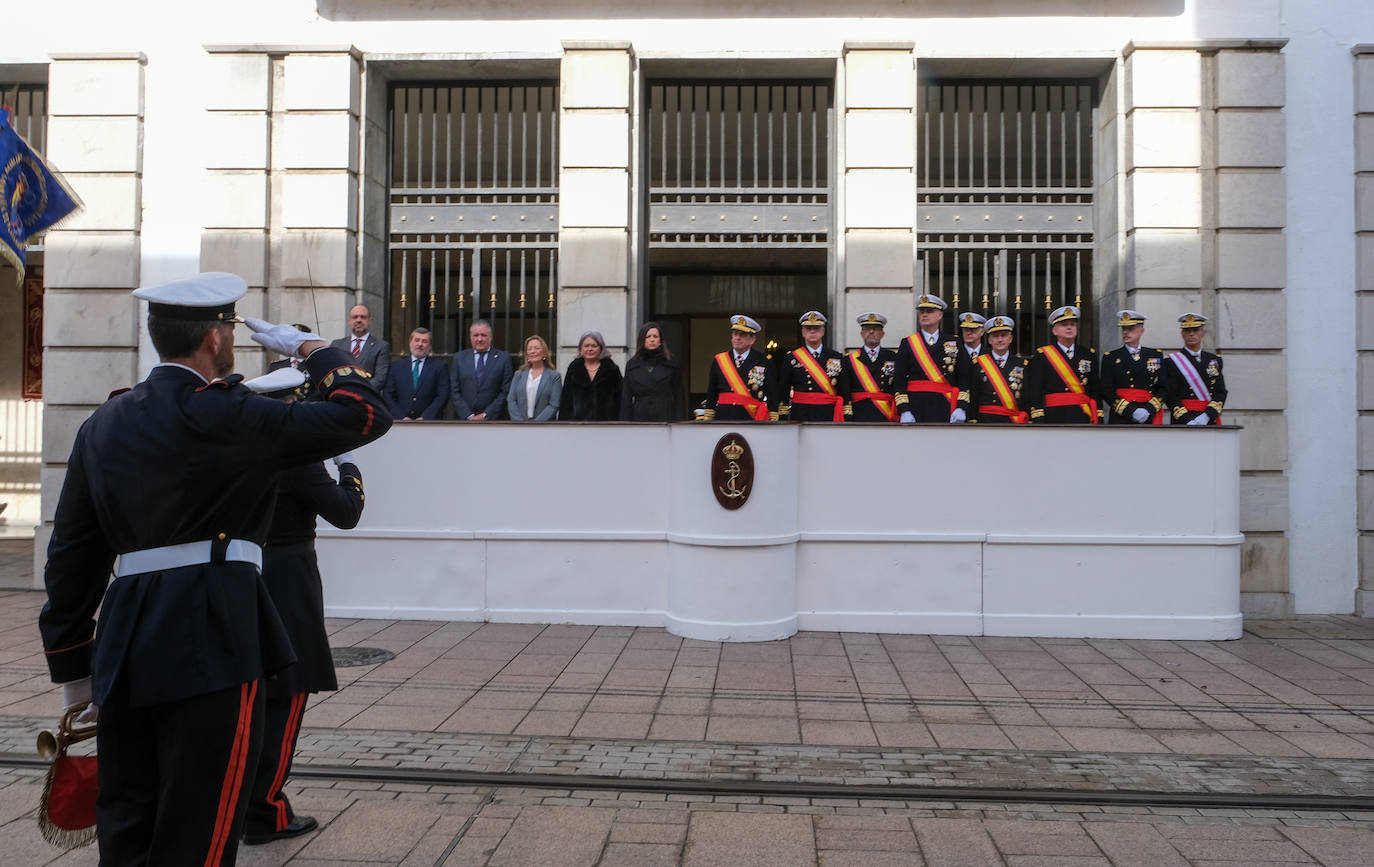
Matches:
[202,46,362,362]
[278,49,362,342]
[1123,46,1204,324]
[1124,42,1290,616]
[1213,44,1289,617]
[841,43,915,346]
[202,49,271,370]
[557,42,634,361]
[1356,47,1374,615]
[38,52,146,581]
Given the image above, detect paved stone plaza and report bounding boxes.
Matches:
[2,544,1374,863]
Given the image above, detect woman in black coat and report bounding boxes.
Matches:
[621,321,686,421]
[559,330,623,420]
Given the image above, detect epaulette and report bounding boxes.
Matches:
[319,366,370,390]
[107,387,132,400]
[195,373,245,393]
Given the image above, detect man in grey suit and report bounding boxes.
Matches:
[330,304,391,391]
[450,319,513,420]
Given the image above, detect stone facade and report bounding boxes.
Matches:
[12,3,1374,617]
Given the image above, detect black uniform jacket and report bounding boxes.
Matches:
[951,343,983,412]
[1164,349,1227,424]
[894,331,961,421]
[559,357,623,421]
[781,346,846,421]
[1024,343,1101,424]
[960,352,1030,423]
[39,346,392,708]
[621,350,685,421]
[263,461,364,695]
[704,348,780,421]
[1100,346,1166,423]
[841,346,898,422]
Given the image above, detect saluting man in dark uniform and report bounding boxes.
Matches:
[949,312,986,424]
[1165,312,1227,425]
[241,368,367,846]
[842,312,898,422]
[38,273,392,865]
[701,315,779,422]
[895,293,961,423]
[1101,309,1166,424]
[960,315,1031,424]
[781,310,846,422]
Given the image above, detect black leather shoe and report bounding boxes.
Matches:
[243,815,318,845]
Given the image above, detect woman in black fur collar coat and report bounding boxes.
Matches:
[559,330,623,421]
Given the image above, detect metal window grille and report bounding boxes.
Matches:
[917,81,1095,348]
[388,83,558,357]
[647,81,831,247]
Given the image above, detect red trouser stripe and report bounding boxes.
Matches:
[269,693,308,830]
[205,681,258,867]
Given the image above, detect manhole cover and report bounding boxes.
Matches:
[331,646,395,668]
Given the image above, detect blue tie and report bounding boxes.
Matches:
[475,352,487,384]
[412,358,421,388]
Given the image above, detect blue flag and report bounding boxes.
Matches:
[0,107,82,277]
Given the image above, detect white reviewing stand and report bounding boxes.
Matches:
[317,423,1242,641]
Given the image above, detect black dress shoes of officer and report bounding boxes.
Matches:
[243,815,319,845]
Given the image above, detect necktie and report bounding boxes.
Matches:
[868,350,877,362]
[812,350,820,360]
[475,352,487,383]
[351,338,361,359]
[412,358,421,388]
[926,335,936,347]
[737,354,745,368]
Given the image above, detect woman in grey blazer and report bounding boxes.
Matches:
[508,335,562,421]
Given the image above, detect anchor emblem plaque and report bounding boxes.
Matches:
[710,433,754,510]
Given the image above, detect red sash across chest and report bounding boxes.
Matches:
[847,351,896,421]
[1038,346,1097,423]
[790,348,843,421]
[714,352,769,421]
[975,354,1027,424]
[905,335,958,414]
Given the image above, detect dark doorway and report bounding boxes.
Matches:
[649,267,827,408]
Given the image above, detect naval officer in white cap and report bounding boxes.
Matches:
[701,314,779,421]
[38,273,392,864]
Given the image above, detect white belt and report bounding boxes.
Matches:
[115,539,263,578]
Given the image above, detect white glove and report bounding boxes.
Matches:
[1186,414,1210,426]
[332,451,357,467]
[1131,408,1151,424]
[73,704,99,726]
[244,318,323,358]
[61,677,91,710]
[899,411,915,424]
[949,408,966,424]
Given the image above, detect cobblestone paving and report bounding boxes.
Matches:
[1,766,1373,866]
[3,552,1374,864]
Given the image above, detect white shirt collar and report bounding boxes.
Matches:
[1057,342,1075,355]
[866,346,879,360]
[922,329,939,343]
[154,361,208,385]
[352,332,370,344]
[993,352,1008,364]
[411,355,426,363]
[965,343,981,356]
